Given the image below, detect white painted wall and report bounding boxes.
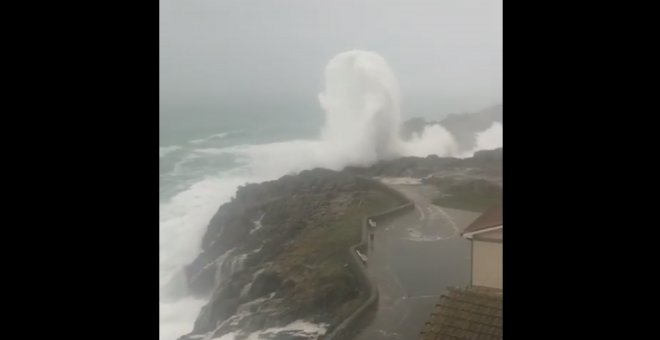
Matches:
[472,240,502,289]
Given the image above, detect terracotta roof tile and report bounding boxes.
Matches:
[462,204,503,234]
[420,286,503,340]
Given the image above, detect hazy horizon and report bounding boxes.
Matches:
[160,0,502,131]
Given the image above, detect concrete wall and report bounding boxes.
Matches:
[472,240,502,289]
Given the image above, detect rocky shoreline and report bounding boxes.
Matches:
[176,148,502,340]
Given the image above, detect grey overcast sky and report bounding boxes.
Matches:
[160,0,502,120]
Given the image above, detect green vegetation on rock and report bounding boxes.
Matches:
[270,189,400,326]
[427,176,502,212]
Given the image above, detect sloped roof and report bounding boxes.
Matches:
[420,286,503,340]
[462,204,503,235]
[472,228,503,243]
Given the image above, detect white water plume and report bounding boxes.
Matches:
[475,121,503,150]
[318,50,405,165]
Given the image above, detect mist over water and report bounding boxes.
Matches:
[159,50,501,340]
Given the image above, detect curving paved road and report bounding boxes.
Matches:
[354,178,481,340]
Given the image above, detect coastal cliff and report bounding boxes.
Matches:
[178,149,502,339]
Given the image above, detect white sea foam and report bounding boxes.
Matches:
[159,174,254,340]
[160,297,207,340]
[476,121,503,151]
[160,145,182,158]
[189,132,231,145]
[460,121,503,157]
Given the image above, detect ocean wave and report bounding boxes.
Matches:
[475,122,503,150]
[160,173,258,340]
[160,145,182,158]
[159,297,207,340]
[459,122,503,158]
[188,132,233,145]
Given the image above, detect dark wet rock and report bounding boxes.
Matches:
[249,270,283,299]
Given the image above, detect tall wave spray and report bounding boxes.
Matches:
[317,50,460,163]
[318,51,404,165]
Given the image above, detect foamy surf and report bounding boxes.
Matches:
[160,297,207,340]
[159,173,256,340]
[476,122,503,151]
[161,145,182,158]
[189,132,233,145]
[460,122,503,158]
